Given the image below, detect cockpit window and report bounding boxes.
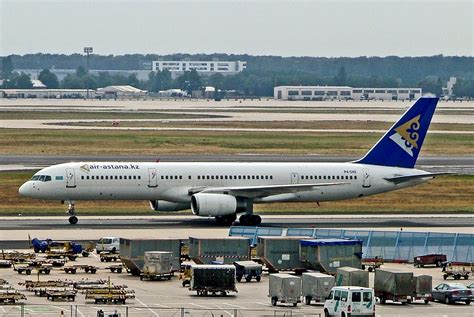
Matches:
[31,175,52,182]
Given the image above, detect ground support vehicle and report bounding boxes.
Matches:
[414,254,447,268]
[140,251,174,281]
[46,250,77,261]
[302,272,335,305]
[324,286,375,317]
[96,237,120,254]
[106,265,125,273]
[46,289,76,301]
[100,253,120,262]
[269,274,302,307]
[234,261,262,282]
[0,290,27,304]
[85,289,135,304]
[63,265,98,274]
[443,265,471,280]
[179,262,193,287]
[21,280,67,290]
[1,250,34,263]
[189,265,237,296]
[73,279,107,291]
[15,265,51,275]
[410,274,432,304]
[361,257,383,272]
[0,260,12,268]
[375,269,413,304]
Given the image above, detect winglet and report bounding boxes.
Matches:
[356,97,439,168]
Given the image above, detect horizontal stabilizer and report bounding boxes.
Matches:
[384,172,452,184]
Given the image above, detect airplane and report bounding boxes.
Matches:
[19,96,447,226]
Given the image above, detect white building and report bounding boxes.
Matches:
[0,89,95,99]
[274,86,422,101]
[97,85,147,98]
[152,60,246,76]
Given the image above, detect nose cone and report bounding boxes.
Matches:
[19,182,30,197]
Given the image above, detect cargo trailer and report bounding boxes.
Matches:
[374,268,414,304]
[189,264,237,296]
[119,238,181,276]
[299,239,363,274]
[140,251,174,281]
[234,261,262,282]
[302,272,335,305]
[188,237,250,264]
[257,236,306,272]
[336,267,369,288]
[269,273,302,307]
[411,274,432,304]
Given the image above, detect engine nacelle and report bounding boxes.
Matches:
[190,193,248,217]
[149,200,189,212]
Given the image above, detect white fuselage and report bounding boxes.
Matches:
[19,161,429,205]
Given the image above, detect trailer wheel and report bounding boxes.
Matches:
[44,269,50,275]
[466,300,471,305]
[117,268,122,273]
[236,275,242,282]
[368,267,373,272]
[305,296,312,305]
[245,276,252,282]
[256,276,261,282]
[324,309,330,317]
[464,275,469,280]
[436,260,442,267]
[293,303,297,307]
[361,264,365,270]
[380,296,386,304]
[26,270,31,275]
[424,299,429,304]
[271,297,277,306]
[100,258,105,262]
[443,274,447,280]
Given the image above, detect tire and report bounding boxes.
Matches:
[91,269,96,274]
[445,296,451,304]
[245,276,252,282]
[68,216,78,225]
[271,297,277,306]
[324,310,331,317]
[424,299,429,304]
[112,247,116,253]
[239,215,250,226]
[380,296,386,304]
[26,270,31,275]
[466,300,471,305]
[443,275,447,280]
[236,275,242,282]
[464,275,469,280]
[249,215,262,226]
[436,260,442,267]
[368,267,373,272]
[256,276,261,282]
[361,264,366,270]
[117,268,122,273]
[293,303,297,307]
[305,296,312,305]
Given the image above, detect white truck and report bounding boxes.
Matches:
[96,237,120,254]
[324,286,375,317]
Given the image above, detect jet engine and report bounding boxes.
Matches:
[149,200,189,212]
[190,193,248,216]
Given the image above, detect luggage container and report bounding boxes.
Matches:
[257,236,305,272]
[411,274,432,304]
[336,267,369,288]
[233,261,262,282]
[140,251,174,281]
[269,273,302,307]
[374,268,414,304]
[302,272,335,305]
[299,239,363,274]
[120,238,181,276]
[189,264,237,296]
[188,237,250,264]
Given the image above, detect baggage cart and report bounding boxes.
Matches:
[269,273,301,307]
[106,264,125,273]
[15,264,51,275]
[0,260,12,268]
[0,290,27,304]
[234,261,262,282]
[63,265,98,274]
[189,264,237,296]
[302,272,335,305]
[100,253,120,262]
[410,274,432,304]
[414,254,446,268]
[21,280,68,290]
[46,289,76,301]
[375,269,414,304]
[442,264,471,280]
[362,256,383,272]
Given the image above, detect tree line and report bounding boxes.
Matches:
[1,54,474,97]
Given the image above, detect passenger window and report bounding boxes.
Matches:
[363,292,372,302]
[355,176,358,180]
[188,176,191,179]
[138,176,141,180]
[352,292,361,302]
[105,176,108,180]
[86,176,90,180]
[119,176,122,180]
[328,290,333,300]
[81,176,84,180]
[134,176,137,180]
[341,291,348,302]
[101,176,104,180]
[270,176,273,179]
[334,290,341,301]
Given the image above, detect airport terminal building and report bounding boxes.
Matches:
[274,86,423,101]
[152,60,247,77]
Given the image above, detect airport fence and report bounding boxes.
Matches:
[229,226,474,263]
[0,304,321,317]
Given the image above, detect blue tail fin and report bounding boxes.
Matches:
[356,97,439,168]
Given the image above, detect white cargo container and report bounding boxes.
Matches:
[269,274,302,307]
[302,272,335,304]
[140,251,174,281]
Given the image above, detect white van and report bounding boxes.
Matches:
[96,237,120,253]
[324,286,375,317]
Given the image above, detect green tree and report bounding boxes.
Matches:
[1,55,14,79]
[76,66,87,77]
[127,73,140,87]
[417,76,442,96]
[334,66,347,85]
[38,69,59,88]
[16,73,33,88]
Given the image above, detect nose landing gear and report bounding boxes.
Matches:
[66,201,78,225]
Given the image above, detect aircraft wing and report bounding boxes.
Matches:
[384,172,452,185]
[189,182,348,199]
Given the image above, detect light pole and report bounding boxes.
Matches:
[83,47,93,99]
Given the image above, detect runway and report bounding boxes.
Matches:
[1,154,473,174]
[0,214,473,231]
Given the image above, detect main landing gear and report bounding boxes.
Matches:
[215,214,237,226]
[66,201,78,225]
[239,214,261,226]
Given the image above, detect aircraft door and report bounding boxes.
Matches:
[148,168,158,188]
[66,168,76,188]
[362,168,371,188]
[291,172,299,184]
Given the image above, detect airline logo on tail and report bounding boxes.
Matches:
[388,115,421,157]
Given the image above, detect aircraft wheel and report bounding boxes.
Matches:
[68,216,78,225]
[249,215,261,226]
[239,214,250,226]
